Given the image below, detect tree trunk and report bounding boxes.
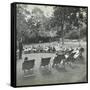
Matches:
[78,28,81,47]
[61,23,64,45]
[61,10,64,46]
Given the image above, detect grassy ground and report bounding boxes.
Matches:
[16,41,87,86]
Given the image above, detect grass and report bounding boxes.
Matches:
[16,41,87,86]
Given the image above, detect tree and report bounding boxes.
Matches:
[27,7,44,38]
[50,6,87,45]
[16,4,30,42]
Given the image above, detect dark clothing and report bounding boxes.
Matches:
[22,60,35,70]
[19,42,23,59]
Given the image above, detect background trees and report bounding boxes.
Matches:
[50,6,87,45]
[16,4,87,44]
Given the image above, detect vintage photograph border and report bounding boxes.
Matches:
[11,2,88,87]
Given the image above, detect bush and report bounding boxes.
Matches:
[65,30,79,39]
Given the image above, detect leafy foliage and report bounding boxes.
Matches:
[16,4,87,44]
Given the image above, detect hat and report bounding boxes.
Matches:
[24,57,28,61]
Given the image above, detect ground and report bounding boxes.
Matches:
[16,41,87,86]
